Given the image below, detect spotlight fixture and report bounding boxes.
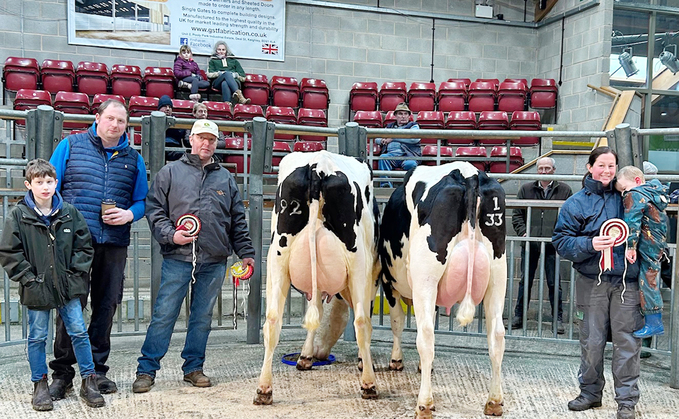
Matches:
[618,47,639,78]
[660,44,679,75]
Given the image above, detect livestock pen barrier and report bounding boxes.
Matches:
[0,106,678,389]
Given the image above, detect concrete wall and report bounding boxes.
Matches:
[0,0,611,130]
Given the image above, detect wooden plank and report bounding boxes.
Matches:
[535,0,560,22]
[651,67,679,104]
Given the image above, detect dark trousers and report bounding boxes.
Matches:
[575,273,643,406]
[50,244,127,380]
[513,242,563,321]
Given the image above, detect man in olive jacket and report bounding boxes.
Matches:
[510,157,573,333]
[133,119,255,393]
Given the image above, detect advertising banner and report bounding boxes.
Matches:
[67,0,285,61]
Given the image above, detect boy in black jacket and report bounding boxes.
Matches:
[0,159,104,411]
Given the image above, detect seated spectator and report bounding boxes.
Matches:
[157,95,187,161]
[207,41,250,104]
[184,102,226,151]
[174,45,210,102]
[375,102,420,187]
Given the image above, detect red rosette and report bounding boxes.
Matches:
[231,262,253,285]
[599,218,629,272]
[175,214,201,237]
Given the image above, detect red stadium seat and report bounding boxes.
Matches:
[447,78,471,89]
[297,108,327,142]
[468,81,496,112]
[293,141,325,152]
[489,146,523,173]
[444,111,476,145]
[475,78,500,90]
[300,78,329,109]
[271,141,291,172]
[203,101,232,120]
[504,78,528,87]
[352,110,382,128]
[2,57,40,96]
[497,81,527,112]
[13,89,51,126]
[415,111,444,145]
[171,99,195,119]
[437,81,467,112]
[175,69,210,100]
[530,78,558,109]
[367,142,381,170]
[454,146,487,171]
[509,111,541,146]
[128,96,158,118]
[222,137,252,174]
[407,82,436,112]
[478,111,509,146]
[41,59,75,94]
[266,106,297,141]
[422,145,453,166]
[111,65,142,98]
[76,61,109,96]
[349,82,378,112]
[91,94,125,114]
[242,73,270,106]
[54,91,91,129]
[378,82,407,112]
[144,67,175,98]
[233,103,264,121]
[270,76,299,108]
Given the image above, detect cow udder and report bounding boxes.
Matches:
[436,239,490,311]
[288,225,349,297]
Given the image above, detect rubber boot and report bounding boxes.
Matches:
[80,375,105,408]
[32,375,53,411]
[232,90,251,105]
[633,313,664,338]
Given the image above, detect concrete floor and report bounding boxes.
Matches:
[0,327,676,419]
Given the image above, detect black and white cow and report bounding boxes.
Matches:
[254,150,380,405]
[378,162,507,417]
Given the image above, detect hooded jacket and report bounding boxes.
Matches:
[623,178,669,251]
[552,175,639,284]
[173,55,203,80]
[145,153,255,263]
[0,191,93,310]
[206,54,246,81]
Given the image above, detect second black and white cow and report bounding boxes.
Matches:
[254,150,380,405]
[378,162,507,417]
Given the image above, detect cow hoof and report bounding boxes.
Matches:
[296,355,314,370]
[253,387,273,405]
[389,359,404,371]
[414,403,435,418]
[417,364,434,374]
[483,400,504,416]
[361,384,378,399]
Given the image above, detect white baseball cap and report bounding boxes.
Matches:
[190,119,219,137]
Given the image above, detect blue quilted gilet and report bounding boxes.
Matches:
[62,131,139,246]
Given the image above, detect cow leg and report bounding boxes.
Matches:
[411,277,438,419]
[297,301,324,370]
[482,257,507,416]
[254,259,291,405]
[348,275,378,399]
[313,297,349,360]
[388,291,405,371]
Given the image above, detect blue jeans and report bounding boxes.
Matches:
[181,76,210,95]
[211,72,239,102]
[378,151,418,188]
[137,258,227,377]
[28,298,95,382]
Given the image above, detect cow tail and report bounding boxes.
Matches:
[456,195,480,327]
[303,197,322,331]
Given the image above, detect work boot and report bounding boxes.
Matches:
[617,405,636,419]
[95,374,118,394]
[567,394,602,411]
[48,377,73,400]
[640,337,652,359]
[232,90,251,105]
[510,316,523,329]
[183,370,212,387]
[32,375,53,411]
[80,375,105,408]
[132,374,155,393]
[556,320,565,335]
[633,313,664,338]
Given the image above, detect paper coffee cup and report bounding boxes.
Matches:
[101,199,116,216]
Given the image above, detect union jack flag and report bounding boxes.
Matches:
[262,43,278,55]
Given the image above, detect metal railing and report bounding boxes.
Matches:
[0,107,678,388]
